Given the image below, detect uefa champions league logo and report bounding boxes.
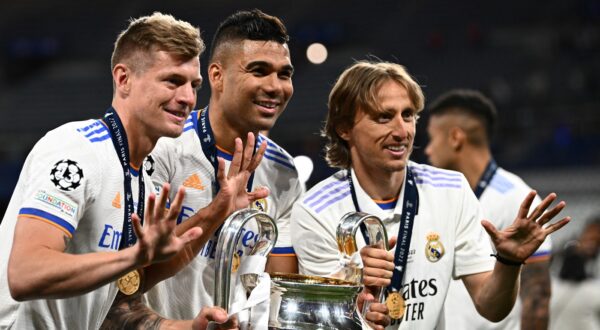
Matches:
[50,159,84,191]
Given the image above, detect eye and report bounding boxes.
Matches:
[278,69,293,80]
[402,108,417,121]
[375,112,394,123]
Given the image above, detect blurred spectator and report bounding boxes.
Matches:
[550,218,600,330]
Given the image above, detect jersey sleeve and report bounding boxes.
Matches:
[17,129,101,237]
[453,184,495,279]
[291,201,341,276]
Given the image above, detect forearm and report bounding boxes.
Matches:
[471,262,521,322]
[8,243,141,301]
[101,272,192,330]
[520,261,551,330]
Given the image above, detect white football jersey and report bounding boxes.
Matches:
[144,110,304,320]
[0,119,152,329]
[292,162,495,329]
[444,167,552,330]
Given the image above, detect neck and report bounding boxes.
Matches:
[208,100,255,152]
[458,147,492,191]
[112,103,155,168]
[351,164,405,201]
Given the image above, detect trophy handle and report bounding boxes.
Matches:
[336,212,389,321]
[214,208,278,312]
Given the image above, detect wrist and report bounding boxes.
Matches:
[491,253,524,267]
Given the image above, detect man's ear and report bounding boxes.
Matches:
[113,63,131,96]
[208,62,223,92]
[449,126,466,151]
[337,125,352,142]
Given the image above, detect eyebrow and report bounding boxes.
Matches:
[245,60,295,74]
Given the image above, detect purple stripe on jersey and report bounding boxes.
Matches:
[89,134,111,143]
[84,127,108,138]
[272,246,295,255]
[77,121,102,132]
[303,179,348,204]
[412,167,462,178]
[257,136,294,168]
[19,207,75,234]
[263,154,295,169]
[413,171,463,182]
[490,175,514,193]
[415,179,462,189]
[531,250,551,257]
[315,189,351,213]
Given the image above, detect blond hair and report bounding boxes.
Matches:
[111,12,205,73]
[323,60,425,169]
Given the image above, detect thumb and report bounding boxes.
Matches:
[388,236,398,250]
[180,227,204,244]
[481,220,499,241]
[195,307,228,330]
[248,186,270,202]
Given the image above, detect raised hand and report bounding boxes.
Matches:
[131,183,203,266]
[482,191,570,264]
[209,132,269,221]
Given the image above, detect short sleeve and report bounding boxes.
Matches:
[17,129,101,237]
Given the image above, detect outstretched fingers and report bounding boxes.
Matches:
[527,192,557,221]
[241,132,256,172]
[248,139,266,173]
[228,138,244,178]
[517,191,537,220]
[544,216,571,235]
[153,183,171,221]
[166,186,186,223]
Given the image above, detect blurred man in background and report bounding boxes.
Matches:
[425,89,553,329]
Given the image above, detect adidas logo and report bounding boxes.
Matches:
[183,174,205,190]
[112,192,121,209]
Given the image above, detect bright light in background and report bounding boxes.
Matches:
[293,155,314,186]
[306,43,328,64]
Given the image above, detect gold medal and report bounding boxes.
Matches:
[231,253,241,273]
[386,291,406,319]
[117,269,140,295]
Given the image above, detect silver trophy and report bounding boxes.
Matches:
[214,210,387,330]
[214,208,278,313]
[268,211,388,329]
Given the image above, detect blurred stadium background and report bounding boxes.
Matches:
[1,0,599,267]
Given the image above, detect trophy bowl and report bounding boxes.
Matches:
[267,272,362,330]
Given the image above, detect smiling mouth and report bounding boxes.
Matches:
[165,109,188,120]
[385,145,407,152]
[254,100,279,110]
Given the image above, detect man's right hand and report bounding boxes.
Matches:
[131,183,203,267]
[192,307,238,330]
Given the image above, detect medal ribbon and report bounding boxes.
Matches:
[347,166,419,293]
[473,159,498,199]
[104,107,145,249]
[195,107,255,196]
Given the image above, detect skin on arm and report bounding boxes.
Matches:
[101,268,238,330]
[7,183,201,301]
[519,260,551,330]
[463,191,570,322]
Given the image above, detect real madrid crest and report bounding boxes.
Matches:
[425,232,445,262]
[251,198,268,212]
